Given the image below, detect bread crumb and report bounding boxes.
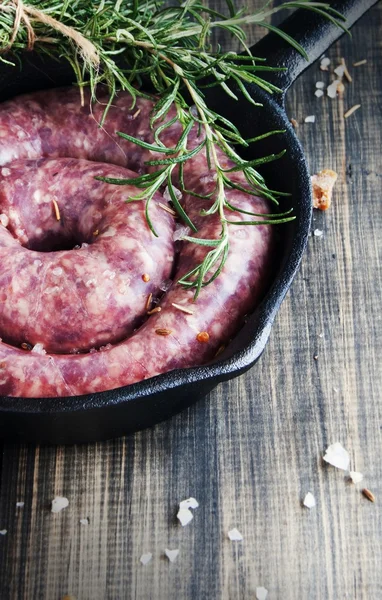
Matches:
[0,529,7,536]
[311,169,338,210]
[304,115,316,123]
[315,89,324,98]
[290,118,298,129]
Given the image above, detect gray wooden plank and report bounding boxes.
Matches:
[0,2,381,599]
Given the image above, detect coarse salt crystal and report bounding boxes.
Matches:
[0,213,9,227]
[140,553,152,565]
[177,508,194,527]
[320,57,331,70]
[228,528,243,541]
[323,442,350,471]
[305,115,316,123]
[165,548,180,563]
[313,229,323,237]
[256,587,268,600]
[163,185,182,202]
[102,269,116,280]
[303,492,316,508]
[0,529,7,535]
[349,471,364,484]
[16,502,24,508]
[316,81,325,89]
[51,496,69,513]
[173,225,191,242]
[200,173,217,185]
[327,80,341,98]
[315,90,324,98]
[334,65,345,77]
[1,167,11,177]
[52,267,63,276]
[179,497,199,509]
[31,343,46,355]
[99,343,113,352]
[79,518,89,525]
[85,278,97,288]
[159,279,173,292]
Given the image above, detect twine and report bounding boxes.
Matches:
[0,0,99,66]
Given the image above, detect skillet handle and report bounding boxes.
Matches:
[250,0,379,94]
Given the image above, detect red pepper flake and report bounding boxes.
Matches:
[142,273,150,283]
[196,331,210,343]
[147,307,162,315]
[155,328,172,336]
[93,229,99,236]
[21,342,32,351]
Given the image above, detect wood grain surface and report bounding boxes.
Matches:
[0,2,381,599]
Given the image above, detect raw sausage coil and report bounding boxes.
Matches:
[0,87,274,398]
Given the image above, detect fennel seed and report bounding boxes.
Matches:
[171,303,194,315]
[146,293,153,311]
[155,328,172,336]
[52,198,60,221]
[362,488,375,503]
[158,202,176,216]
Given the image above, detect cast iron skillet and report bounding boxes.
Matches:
[0,0,377,444]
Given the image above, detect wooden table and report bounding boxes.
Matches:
[0,2,381,599]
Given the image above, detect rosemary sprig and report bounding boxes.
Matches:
[0,0,346,297]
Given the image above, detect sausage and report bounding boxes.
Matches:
[0,87,275,397]
[0,158,175,354]
[0,86,170,171]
